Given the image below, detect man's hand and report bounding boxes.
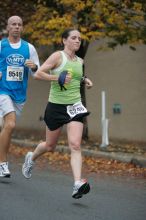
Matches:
[25,59,38,71]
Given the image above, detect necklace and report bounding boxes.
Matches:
[63,50,77,61]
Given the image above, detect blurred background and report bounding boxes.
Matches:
[1,0,146,145]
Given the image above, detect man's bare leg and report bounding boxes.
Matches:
[0,112,16,162]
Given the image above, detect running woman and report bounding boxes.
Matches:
[22,28,93,199]
[0,16,40,178]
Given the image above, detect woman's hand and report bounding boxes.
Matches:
[65,72,72,84]
[84,78,93,89]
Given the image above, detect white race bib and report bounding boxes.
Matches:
[6,66,24,81]
[67,102,87,118]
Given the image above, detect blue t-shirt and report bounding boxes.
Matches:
[0,38,30,103]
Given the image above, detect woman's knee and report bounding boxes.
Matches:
[69,141,81,151]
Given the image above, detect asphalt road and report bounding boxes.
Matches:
[0,156,146,220]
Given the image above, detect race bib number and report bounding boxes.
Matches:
[6,66,24,81]
[67,102,87,118]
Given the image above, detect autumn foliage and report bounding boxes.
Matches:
[24,0,146,51]
[10,144,146,177]
[0,0,146,52]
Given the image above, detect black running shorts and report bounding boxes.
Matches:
[44,102,90,131]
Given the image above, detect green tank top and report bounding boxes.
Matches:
[49,51,83,104]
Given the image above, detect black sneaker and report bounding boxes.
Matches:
[72,179,90,199]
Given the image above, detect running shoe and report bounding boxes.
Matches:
[72,179,90,199]
[22,152,34,179]
[0,162,11,178]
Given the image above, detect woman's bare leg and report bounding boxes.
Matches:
[32,126,62,161]
[67,121,83,182]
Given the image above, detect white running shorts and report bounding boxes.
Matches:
[0,94,25,118]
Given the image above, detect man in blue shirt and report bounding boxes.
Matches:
[0,15,40,177]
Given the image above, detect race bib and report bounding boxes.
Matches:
[6,66,24,81]
[67,102,87,118]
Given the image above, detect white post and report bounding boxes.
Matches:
[101,91,105,120]
[100,91,109,147]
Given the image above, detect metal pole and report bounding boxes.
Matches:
[100,91,109,148]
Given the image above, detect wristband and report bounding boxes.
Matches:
[31,65,38,72]
[81,75,87,84]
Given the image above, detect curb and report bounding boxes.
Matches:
[12,138,146,168]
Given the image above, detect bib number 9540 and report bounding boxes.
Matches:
[67,102,87,118]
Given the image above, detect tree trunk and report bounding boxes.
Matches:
[76,40,89,140]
